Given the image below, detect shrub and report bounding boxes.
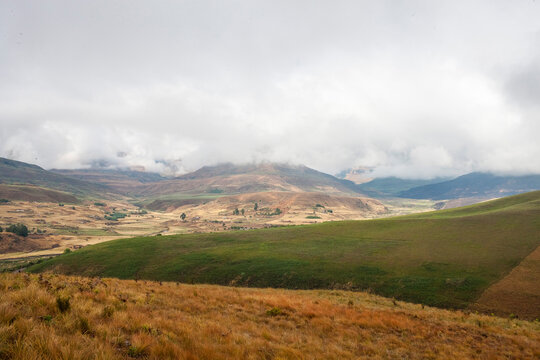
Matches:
[79,317,91,334]
[58,203,64,207]
[306,215,321,219]
[6,223,28,237]
[94,202,106,207]
[266,307,282,317]
[63,248,72,254]
[102,305,114,318]
[105,212,127,221]
[0,199,9,204]
[56,297,70,313]
[0,226,2,232]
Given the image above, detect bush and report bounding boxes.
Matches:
[0,199,9,204]
[306,215,321,219]
[0,226,2,232]
[94,202,106,207]
[104,212,127,221]
[6,223,28,237]
[266,307,282,316]
[56,297,70,313]
[63,248,72,254]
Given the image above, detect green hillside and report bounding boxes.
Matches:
[29,191,540,309]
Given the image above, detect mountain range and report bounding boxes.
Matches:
[1,157,540,202]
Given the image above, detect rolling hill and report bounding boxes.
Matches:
[0,157,111,199]
[399,172,540,200]
[29,191,540,315]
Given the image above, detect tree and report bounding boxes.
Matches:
[254,202,258,211]
[6,223,28,237]
[274,208,282,215]
[0,226,3,232]
[233,208,240,215]
[241,208,245,216]
[180,213,186,221]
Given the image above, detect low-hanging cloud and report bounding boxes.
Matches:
[1,0,539,178]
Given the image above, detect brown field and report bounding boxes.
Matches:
[472,244,540,320]
[1,272,539,359]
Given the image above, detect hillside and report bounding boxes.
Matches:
[2,273,538,360]
[52,168,167,195]
[0,157,111,199]
[136,162,363,197]
[399,172,540,200]
[162,191,389,224]
[29,191,540,315]
[0,184,79,203]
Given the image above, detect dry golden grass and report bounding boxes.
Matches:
[1,273,539,359]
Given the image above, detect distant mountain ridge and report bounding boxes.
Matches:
[355,177,451,198]
[139,162,363,197]
[0,157,110,198]
[399,172,540,200]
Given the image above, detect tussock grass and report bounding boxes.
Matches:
[1,273,539,359]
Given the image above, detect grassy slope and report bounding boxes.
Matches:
[29,191,540,309]
[1,273,539,359]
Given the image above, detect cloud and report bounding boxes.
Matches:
[1,0,540,178]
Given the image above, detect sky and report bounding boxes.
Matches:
[1,0,539,178]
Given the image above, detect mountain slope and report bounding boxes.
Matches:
[399,172,540,200]
[356,177,451,198]
[0,157,111,198]
[137,162,364,197]
[52,168,167,195]
[30,191,540,314]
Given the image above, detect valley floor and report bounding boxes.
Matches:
[1,273,539,359]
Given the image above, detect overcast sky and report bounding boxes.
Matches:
[1,0,539,178]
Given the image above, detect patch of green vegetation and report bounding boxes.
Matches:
[104,212,128,221]
[0,198,10,204]
[208,188,224,194]
[0,256,51,272]
[51,227,118,236]
[94,202,106,207]
[29,191,540,310]
[6,223,28,237]
[306,215,321,219]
